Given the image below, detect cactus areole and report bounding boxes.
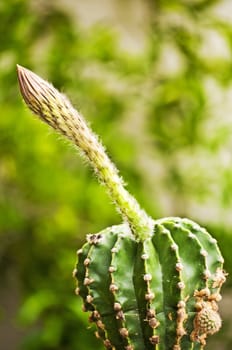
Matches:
[17,65,227,350]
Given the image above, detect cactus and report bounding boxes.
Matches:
[17,65,226,350]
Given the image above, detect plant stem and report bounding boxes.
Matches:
[17,65,154,240]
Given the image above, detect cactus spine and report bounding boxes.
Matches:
[17,65,226,350]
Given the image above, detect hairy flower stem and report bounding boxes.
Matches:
[17,65,154,240]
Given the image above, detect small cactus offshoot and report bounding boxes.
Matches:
[17,65,227,350]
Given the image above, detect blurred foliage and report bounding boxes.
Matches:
[1,0,232,349]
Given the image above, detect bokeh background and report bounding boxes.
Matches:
[1,0,232,349]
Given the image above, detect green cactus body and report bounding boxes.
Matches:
[17,66,226,350]
[74,217,225,350]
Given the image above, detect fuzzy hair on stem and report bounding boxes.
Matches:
[17,65,154,240]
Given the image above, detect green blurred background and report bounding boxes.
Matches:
[1,0,232,349]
